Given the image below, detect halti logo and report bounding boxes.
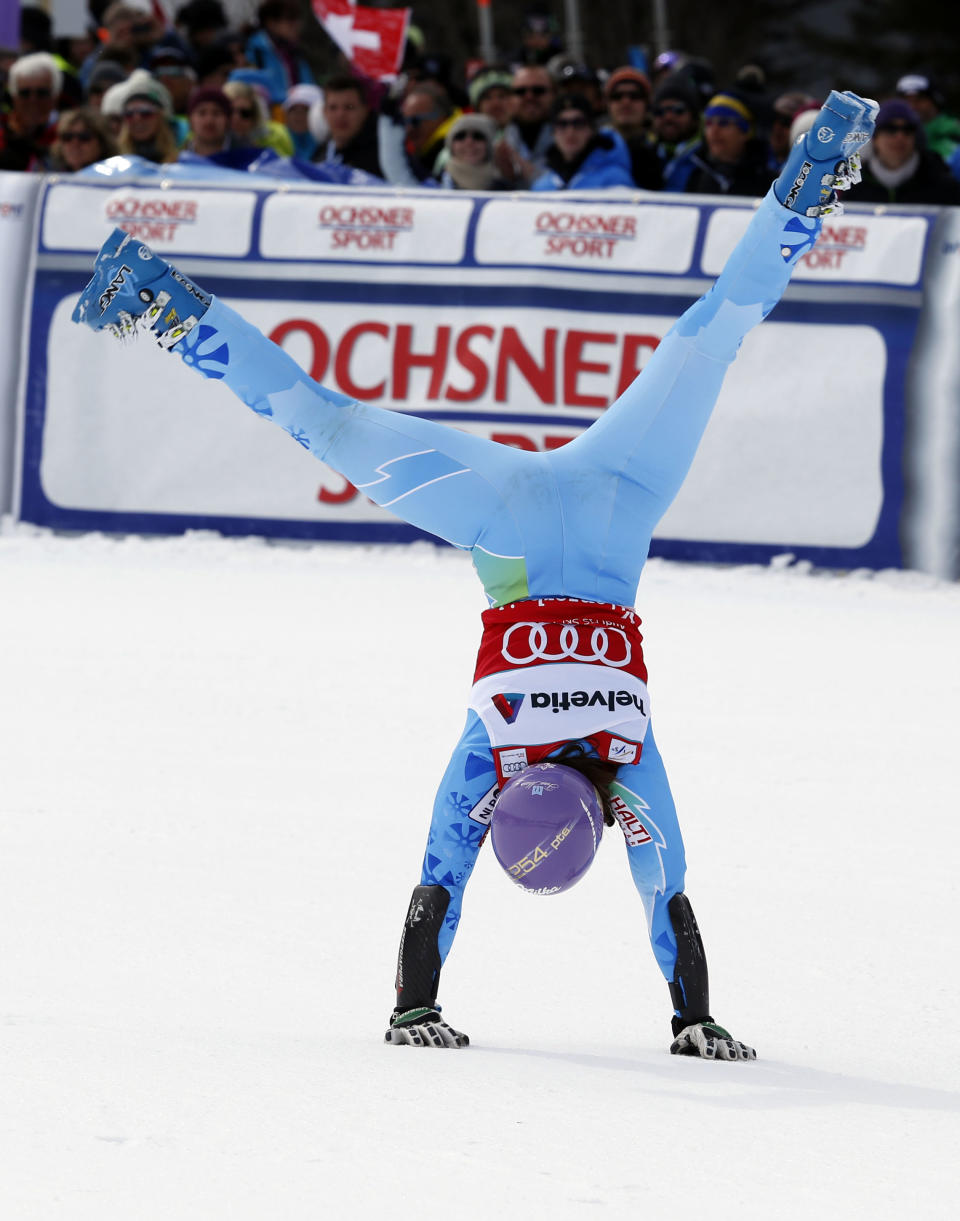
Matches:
[98,264,132,315]
[492,692,524,723]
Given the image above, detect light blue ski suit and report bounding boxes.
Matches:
[174,188,819,986]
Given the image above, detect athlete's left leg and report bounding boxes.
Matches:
[72,232,534,560]
[611,725,712,1033]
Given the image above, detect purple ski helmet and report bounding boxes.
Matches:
[491,762,604,895]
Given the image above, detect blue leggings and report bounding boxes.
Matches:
[176,188,819,984]
[423,712,684,975]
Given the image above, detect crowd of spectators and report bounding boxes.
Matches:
[3,1,960,207]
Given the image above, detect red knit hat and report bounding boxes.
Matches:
[187,86,232,116]
[604,67,651,100]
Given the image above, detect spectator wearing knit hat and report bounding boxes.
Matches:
[649,71,701,191]
[283,83,322,160]
[843,99,960,206]
[602,66,662,190]
[684,88,773,197]
[117,71,180,162]
[895,73,960,162]
[468,66,514,133]
[181,85,232,157]
[532,93,634,191]
[439,113,509,191]
[553,61,604,118]
[85,61,129,110]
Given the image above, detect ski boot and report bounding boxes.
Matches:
[72,226,211,348]
[774,89,879,217]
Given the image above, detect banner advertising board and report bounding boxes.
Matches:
[18,178,939,571]
[0,172,42,514]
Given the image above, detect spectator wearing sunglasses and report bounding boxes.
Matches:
[501,64,556,184]
[532,93,634,192]
[895,73,960,163]
[601,66,663,190]
[0,52,61,171]
[649,72,702,192]
[51,106,118,172]
[117,73,179,163]
[438,114,509,191]
[843,99,960,206]
[223,78,294,157]
[685,89,774,197]
[400,82,460,181]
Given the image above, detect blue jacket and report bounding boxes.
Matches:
[532,131,635,191]
[655,135,700,192]
[244,30,315,106]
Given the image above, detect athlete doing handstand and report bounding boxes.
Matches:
[74,90,877,1059]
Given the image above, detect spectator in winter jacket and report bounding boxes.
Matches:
[844,99,960,206]
[180,86,233,158]
[553,61,605,119]
[468,66,514,133]
[601,66,662,190]
[50,106,118,172]
[244,0,316,108]
[401,83,460,181]
[85,61,130,110]
[117,73,179,163]
[895,73,960,162]
[223,78,293,157]
[321,75,383,177]
[282,83,322,161]
[502,64,556,184]
[532,93,634,191]
[684,90,774,197]
[0,51,61,171]
[649,71,702,192]
[439,113,509,190]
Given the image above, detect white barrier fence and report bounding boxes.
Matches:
[4,168,960,578]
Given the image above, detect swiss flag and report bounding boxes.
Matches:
[312,0,411,82]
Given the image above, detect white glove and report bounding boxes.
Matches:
[670,1021,756,1061]
[385,1007,469,1048]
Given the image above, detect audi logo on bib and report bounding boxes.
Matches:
[502,622,632,668]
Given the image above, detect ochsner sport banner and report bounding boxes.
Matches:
[19,177,937,570]
[0,172,41,515]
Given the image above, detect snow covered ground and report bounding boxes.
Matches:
[1,524,958,1219]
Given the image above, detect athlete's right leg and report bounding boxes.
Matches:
[392,711,495,1003]
[386,710,496,1047]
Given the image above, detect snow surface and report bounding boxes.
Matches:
[1,523,958,1219]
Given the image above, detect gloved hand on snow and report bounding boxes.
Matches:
[670,1021,756,1061]
[384,1006,469,1048]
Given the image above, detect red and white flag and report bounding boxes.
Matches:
[312,0,411,82]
